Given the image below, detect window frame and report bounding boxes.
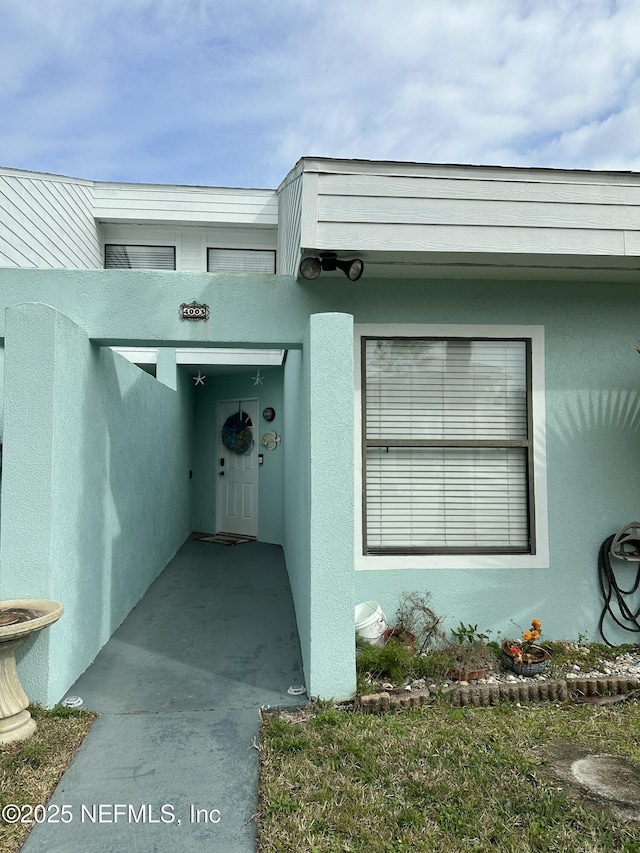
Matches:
[354,324,549,571]
[206,247,276,274]
[104,244,176,270]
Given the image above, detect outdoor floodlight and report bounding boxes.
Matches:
[299,252,364,282]
[299,256,322,280]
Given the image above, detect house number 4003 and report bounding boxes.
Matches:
[180,302,210,320]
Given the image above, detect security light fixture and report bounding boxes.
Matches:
[299,256,322,280]
[342,257,364,281]
[299,252,364,282]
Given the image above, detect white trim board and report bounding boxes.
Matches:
[111,347,285,366]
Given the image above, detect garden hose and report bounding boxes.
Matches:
[598,534,640,646]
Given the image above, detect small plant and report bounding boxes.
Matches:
[356,636,415,684]
[446,623,495,679]
[506,618,542,663]
[502,617,550,676]
[412,647,458,680]
[392,592,446,653]
[448,640,495,678]
[450,622,489,645]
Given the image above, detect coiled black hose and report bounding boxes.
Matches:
[598,534,640,646]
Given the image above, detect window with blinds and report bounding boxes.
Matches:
[207,248,276,273]
[104,245,175,270]
[362,337,534,555]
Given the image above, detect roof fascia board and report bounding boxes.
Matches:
[296,156,640,186]
[0,166,95,186]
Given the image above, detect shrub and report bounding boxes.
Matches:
[356,638,415,684]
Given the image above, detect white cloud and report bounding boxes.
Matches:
[268,0,640,171]
[0,0,639,185]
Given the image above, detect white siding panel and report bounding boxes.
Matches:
[300,172,320,253]
[318,195,640,231]
[621,231,640,255]
[102,224,180,243]
[205,227,277,250]
[316,222,626,255]
[306,162,640,265]
[0,174,101,269]
[277,171,303,275]
[180,230,205,272]
[319,173,640,206]
[94,184,278,226]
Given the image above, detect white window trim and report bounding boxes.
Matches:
[354,323,549,570]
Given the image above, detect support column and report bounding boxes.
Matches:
[156,347,177,389]
[307,313,355,699]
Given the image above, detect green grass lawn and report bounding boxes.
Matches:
[258,700,640,853]
[0,705,96,853]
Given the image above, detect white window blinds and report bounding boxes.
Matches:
[105,245,175,270]
[363,338,532,554]
[207,248,276,273]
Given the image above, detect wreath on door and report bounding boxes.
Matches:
[221,410,254,455]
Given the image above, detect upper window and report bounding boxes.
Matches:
[362,335,535,557]
[105,245,175,270]
[207,248,276,273]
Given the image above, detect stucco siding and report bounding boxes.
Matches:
[0,305,193,705]
[0,269,639,697]
[283,348,311,690]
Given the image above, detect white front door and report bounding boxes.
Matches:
[216,398,258,537]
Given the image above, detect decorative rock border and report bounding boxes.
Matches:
[358,676,639,714]
[568,676,638,696]
[359,688,432,714]
[449,679,568,707]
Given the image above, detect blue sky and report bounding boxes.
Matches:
[1,0,640,188]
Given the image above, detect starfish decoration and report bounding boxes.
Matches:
[193,370,206,386]
[252,369,264,386]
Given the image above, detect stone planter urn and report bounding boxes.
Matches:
[0,599,64,744]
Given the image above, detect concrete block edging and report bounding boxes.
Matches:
[358,676,640,714]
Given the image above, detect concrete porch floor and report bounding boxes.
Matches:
[22,537,305,853]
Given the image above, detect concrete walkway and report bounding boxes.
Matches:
[22,537,305,853]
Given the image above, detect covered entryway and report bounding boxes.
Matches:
[110,346,286,545]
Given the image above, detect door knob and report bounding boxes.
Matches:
[218,471,224,477]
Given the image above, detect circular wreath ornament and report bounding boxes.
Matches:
[221,411,253,455]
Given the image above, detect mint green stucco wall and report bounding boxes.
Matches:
[0,305,193,705]
[1,270,640,698]
[0,345,4,435]
[283,349,311,688]
[191,366,284,544]
[282,316,355,699]
[346,279,640,647]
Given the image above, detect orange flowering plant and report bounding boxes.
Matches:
[508,618,542,662]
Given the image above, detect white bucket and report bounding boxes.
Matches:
[355,601,388,646]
